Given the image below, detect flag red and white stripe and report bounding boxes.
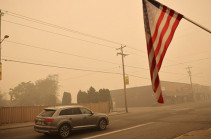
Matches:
[142,0,183,103]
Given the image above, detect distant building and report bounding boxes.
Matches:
[110,81,211,108]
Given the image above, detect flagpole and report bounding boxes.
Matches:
[153,0,211,34]
[183,16,211,34]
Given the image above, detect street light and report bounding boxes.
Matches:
[0,35,9,43]
[0,35,9,80]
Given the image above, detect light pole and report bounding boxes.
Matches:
[0,35,9,80]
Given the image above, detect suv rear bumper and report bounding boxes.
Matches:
[34,125,58,133]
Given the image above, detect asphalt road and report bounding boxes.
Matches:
[1,100,211,139]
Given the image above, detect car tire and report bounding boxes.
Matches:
[58,124,71,138]
[43,133,50,136]
[98,119,107,130]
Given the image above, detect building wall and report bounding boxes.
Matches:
[111,81,211,108]
[111,86,156,108]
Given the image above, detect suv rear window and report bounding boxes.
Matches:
[59,108,82,115]
[40,109,56,117]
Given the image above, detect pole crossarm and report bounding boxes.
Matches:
[117,52,129,57]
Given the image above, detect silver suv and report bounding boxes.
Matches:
[34,105,109,138]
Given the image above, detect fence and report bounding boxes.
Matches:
[0,102,109,124]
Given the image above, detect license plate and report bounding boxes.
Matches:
[36,121,43,125]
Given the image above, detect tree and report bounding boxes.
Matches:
[99,89,109,102]
[9,81,36,106]
[0,91,9,106]
[99,89,113,111]
[77,90,83,104]
[62,92,72,105]
[87,86,99,103]
[8,74,59,106]
[77,90,88,104]
[77,87,113,111]
[35,74,59,105]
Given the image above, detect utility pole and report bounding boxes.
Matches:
[0,10,2,80]
[186,66,194,100]
[117,45,128,113]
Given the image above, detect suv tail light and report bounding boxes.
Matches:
[44,119,54,122]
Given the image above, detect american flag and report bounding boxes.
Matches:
[142,0,183,103]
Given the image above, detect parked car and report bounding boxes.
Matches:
[34,105,109,138]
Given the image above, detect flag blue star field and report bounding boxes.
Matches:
[142,0,183,103]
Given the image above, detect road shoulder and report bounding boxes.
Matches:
[175,128,211,139]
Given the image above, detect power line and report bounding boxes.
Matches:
[125,64,186,75]
[3,55,112,71]
[3,58,204,83]
[193,74,211,79]
[171,50,210,59]
[3,13,210,76]
[3,19,146,56]
[2,58,150,80]
[5,40,190,76]
[3,19,117,49]
[1,55,165,80]
[7,10,204,62]
[61,66,120,81]
[4,40,158,72]
[3,10,122,45]
[2,9,146,53]
[164,56,211,67]
[5,39,202,77]
[123,49,145,57]
[5,40,118,65]
[127,74,149,80]
[3,10,210,63]
[6,40,148,69]
[127,47,146,53]
[2,58,122,75]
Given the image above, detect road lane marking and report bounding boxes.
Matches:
[173,108,190,111]
[82,122,155,139]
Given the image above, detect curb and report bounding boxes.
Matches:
[0,123,34,131]
[108,111,126,116]
[174,128,211,139]
[0,125,34,130]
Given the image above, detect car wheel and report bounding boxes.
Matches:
[98,119,107,130]
[58,124,71,138]
[43,133,50,136]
